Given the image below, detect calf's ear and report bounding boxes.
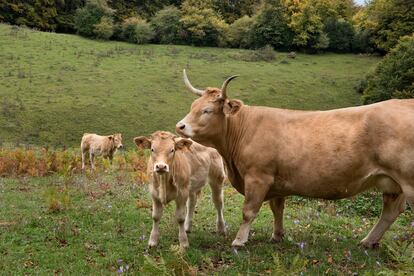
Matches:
[175,138,192,151]
[134,136,151,149]
[223,99,242,115]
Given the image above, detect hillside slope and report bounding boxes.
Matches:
[0,24,380,147]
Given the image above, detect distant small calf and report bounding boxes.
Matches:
[134,131,226,248]
[81,133,123,170]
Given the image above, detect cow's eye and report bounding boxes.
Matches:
[170,148,175,153]
[202,109,211,114]
[151,148,154,152]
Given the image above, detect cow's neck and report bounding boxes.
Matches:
[211,107,249,194]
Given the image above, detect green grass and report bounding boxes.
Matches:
[2,24,411,275]
[0,172,412,274]
[0,24,380,147]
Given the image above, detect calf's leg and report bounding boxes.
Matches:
[176,196,189,248]
[269,197,285,242]
[81,149,87,170]
[89,152,95,170]
[232,174,271,247]
[209,177,226,235]
[148,199,164,247]
[185,192,197,233]
[360,193,406,248]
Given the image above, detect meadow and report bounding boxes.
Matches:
[0,24,413,275]
[0,23,380,148]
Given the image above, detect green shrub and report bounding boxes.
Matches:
[227,15,254,48]
[134,20,155,44]
[121,17,154,44]
[251,0,293,50]
[74,0,113,37]
[93,16,114,39]
[151,6,183,44]
[180,0,229,46]
[324,18,355,52]
[362,35,414,104]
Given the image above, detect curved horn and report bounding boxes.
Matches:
[220,75,239,99]
[183,69,204,96]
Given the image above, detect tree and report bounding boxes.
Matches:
[74,0,113,37]
[355,0,414,53]
[93,15,113,39]
[180,0,228,46]
[362,35,414,104]
[151,5,183,44]
[251,0,293,50]
[0,0,58,30]
[213,0,260,23]
[227,15,255,48]
[324,18,355,52]
[121,17,154,44]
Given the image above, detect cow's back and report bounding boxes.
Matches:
[232,99,414,199]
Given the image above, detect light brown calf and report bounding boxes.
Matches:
[176,70,414,248]
[81,133,123,170]
[134,131,226,248]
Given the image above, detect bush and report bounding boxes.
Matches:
[324,18,355,52]
[362,35,414,104]
[227,16,254,48]
[151,6,183,44]
[93,16,114,39]
[180,0,229,46]
[251,0,293,50]
[74,0,114,37]
[121,17,154,44]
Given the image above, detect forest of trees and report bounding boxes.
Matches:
[1,0,413,54]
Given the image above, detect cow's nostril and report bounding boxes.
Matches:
[179,124,185,130]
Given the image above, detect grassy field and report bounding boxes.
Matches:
[0,168,413,275]
[1,24,412,275]
[0,23,380,148]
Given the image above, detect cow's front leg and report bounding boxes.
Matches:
[176,193,189,248]
[232,174,271,247]
[185,192,197,233]
[269,197,285,242]
[148,199,163,247]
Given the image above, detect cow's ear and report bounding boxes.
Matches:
[134,136,151,149]
[108,135,114,140]
[223,99,242,115]
[175,138,192,151]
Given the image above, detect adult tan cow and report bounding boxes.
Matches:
[176,69,414,249]
[134,131,226,248]
[81,133,123,170]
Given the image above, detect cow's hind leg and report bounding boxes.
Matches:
[209,174,226,235]
[232,174,271,247]
[360,193,406,248]
[89,152,95,170]
[269,197,285,242]
[81,149,87,170]
[148,199,164,247]
[185,191,197,233]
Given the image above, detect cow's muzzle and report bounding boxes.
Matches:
[154,163,169,173]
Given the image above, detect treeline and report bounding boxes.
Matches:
[0,0,413,53]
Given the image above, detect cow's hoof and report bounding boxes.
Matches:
[148,240,158,248]
[271,232,284,242]
[359,239,380,249]
[231,239,246,248]
[179,242,189,250]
